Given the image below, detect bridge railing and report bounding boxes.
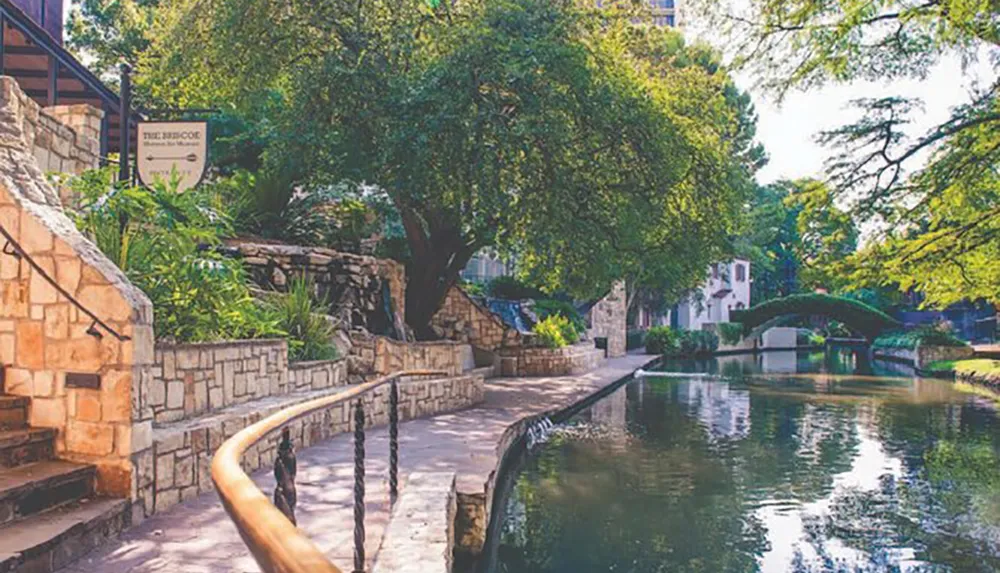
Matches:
[211,369,448,573]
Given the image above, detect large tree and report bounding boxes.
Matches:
[139,0,752,335]
[699,0,1000,309]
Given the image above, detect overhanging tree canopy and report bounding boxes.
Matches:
[141,0,753,335]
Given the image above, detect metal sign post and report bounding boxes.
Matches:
[118,63,131,183]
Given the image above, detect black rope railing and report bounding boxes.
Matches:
[0,223,131,341]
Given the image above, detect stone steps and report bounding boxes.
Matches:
[0,393,128,573]
[0,429,56,469]
[0,461,96,526]
[0,498,129,573]
[0,397,28,431]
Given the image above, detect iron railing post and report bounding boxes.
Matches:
[389,377,399,503]
[273,427,297,525]
[353,399,366,573]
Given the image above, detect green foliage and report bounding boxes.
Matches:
[205,171,383,249]
[923,360,958,374]
[140,0,755,334]
[67,0,158,79]
[872,326,968,351]
[645,326,679,355]
[626,329,647,352]
[699,0,1000,308]
[795,330,825,347]
[70,168,283,342]
[730,293,900,340]
[716,322,744,345]
[459,280,486,298]
[264,278,339,362]
[532,315,576,349]
[487,277,546,301]
[532,299,586,338]
[645,327,718,356]
[953,360,1000,385]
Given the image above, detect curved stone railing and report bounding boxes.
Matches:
[211,369,447,573]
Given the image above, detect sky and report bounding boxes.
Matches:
[744,58,992,184]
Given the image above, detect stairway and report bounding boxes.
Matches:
[0,393,129,573]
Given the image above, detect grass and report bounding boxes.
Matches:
[953,359,1000,384]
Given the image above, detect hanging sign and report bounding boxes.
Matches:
[136,121,208,192]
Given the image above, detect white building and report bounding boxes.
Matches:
[673,258,751,330]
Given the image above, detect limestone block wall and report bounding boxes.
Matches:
[0,78,103,208]
[496,342,604,377]
[874,344,975,370]
[430,286,521,351]
[229,241,407,337]
[348,330,473,383]
[586,281,626,358]
[145,372,484,516]
[288,359,348,391]
[149,340,288,424]
[0,78,154,498]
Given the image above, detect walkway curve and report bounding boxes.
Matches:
[57,354,656,573]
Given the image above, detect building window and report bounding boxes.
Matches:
[712,265,719,279]
[735,264,746,282]
[650,0,675,8]
[666,14,675,26]
[736,302,745,310]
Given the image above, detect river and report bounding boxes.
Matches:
[481,349,1000,572]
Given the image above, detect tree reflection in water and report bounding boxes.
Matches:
[486,350,1000,573]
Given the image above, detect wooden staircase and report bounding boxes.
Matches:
[0,393,128,573]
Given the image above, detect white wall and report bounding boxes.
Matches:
[676,258,751,330]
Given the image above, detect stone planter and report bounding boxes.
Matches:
[497,342,604,377]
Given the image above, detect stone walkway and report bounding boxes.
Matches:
[59,354,654,573]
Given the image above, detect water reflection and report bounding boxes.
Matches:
[485,350,1000,573]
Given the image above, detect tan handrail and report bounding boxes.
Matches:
[211,369,448,573]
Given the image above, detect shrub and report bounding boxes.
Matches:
[677,330,719,355]
[645,326,679,355]
[533,299,586,337]
[533,315,571,348]
[717,322,744,345]
[70,168,283,342]
[460,280,487,297]
[488,276,545,300]
[265,278,339,362]
[873,325,968,350]
[953,359,1000,386]
[626,329,647,351]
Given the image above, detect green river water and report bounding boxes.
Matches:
[485,349,1000,573]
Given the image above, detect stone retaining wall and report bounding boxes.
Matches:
[227,241,407,338]
[149,339,350,424]
[373,472,457,573]
[141,373,484,517]
[497,342,604,377]
[348,330,473,383]
[430,286,520,351]
[874,344,975,369]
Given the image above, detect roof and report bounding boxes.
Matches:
[0,0,136,155]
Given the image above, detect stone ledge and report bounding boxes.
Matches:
[372,472,456,573]
[497,342,605,377]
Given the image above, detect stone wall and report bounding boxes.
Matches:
[373,472,457,573]
[144,372,484,516]
[586,281,626,358]
[874,344,975,369]
[430,285,520,351]
[348,330,473,383]
[0,78,102,208]
[496,342,604,377]
[151,340,284,424]
[289,359,347,391]
[228,241,407,338]
[0,78,154,498]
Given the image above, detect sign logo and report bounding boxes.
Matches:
[137,121,208,192]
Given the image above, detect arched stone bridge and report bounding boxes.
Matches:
[729,293,901,341]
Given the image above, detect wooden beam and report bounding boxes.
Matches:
[24,88,95,100]
[46,56,56,105]
[0,17,5,76]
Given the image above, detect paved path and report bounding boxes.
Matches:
[59,354,653,573]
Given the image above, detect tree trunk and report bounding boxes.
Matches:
[398,206,477,339]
